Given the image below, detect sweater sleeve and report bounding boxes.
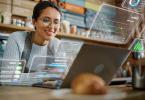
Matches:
[1,32,44,86]
[3,33,20,60]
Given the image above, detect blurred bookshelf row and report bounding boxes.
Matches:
[0,0,116,36]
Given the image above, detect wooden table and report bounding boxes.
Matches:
[0,85,145,100]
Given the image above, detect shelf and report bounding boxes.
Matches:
[0,23,35,32]
[112,77,132,82]
[0,23,125,44]
[0,23,84,32]
[0,23,93,41]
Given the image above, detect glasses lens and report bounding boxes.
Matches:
[41,17,61,28]
[42,17,51,26]
[54,22,61,28]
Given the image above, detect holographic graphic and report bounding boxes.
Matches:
[122,0,145,12]
[28,56,73,80]
[0,59,26,83]
[87,4,143,44]
[129,38,145,52]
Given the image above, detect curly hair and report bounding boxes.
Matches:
[32,1,62,21]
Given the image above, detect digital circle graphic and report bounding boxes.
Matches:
[130,0,140,6]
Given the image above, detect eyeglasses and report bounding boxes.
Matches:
[39,17,61,29]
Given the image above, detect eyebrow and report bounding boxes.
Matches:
[43,16,60,21]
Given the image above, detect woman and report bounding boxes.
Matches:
[2,1,63,86]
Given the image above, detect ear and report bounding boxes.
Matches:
[32,18,36,29]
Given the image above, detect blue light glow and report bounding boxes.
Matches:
[130,0,140,7]
[49,64,66,67]
[58,70,64,72]
[39,75,61,77]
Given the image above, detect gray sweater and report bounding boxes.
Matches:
[2,31,61,86]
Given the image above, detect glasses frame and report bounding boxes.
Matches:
[38,17,62,29]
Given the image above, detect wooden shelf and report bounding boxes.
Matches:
[0,23,125,44]
[0,23,35,32]
[0,23,93,41]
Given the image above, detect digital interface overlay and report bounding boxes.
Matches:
[27,56,73,80]
[122,0,145,12]
[87,4,143,44]
[56,41,80,58]
[0,59,26,83]
[139,27,145,37]
[129,38,145,52]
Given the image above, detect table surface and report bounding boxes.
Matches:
[0,85,145,100]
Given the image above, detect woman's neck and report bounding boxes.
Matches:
[33,31,49,46]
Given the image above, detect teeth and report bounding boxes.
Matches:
[46,31,53,33]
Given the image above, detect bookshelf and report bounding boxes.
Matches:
[0,23,125,44]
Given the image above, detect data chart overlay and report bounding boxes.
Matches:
[0,59,26,83]
[87,4,143,44]
[129,38,144,52]
[28,56,73,79]
[139,28,145,37]
[56,41,80,59]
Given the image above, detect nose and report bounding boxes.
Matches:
[49,21,54,28]
[45,24,54,32]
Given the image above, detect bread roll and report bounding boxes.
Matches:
[71,73,107,95]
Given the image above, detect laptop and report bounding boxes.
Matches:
[33,43,131,88]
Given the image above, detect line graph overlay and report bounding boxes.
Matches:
[87,4,143,44]
[101,18,132,26]
[98,23,131,32]
[96,28,128,35]
[103,21,125,39]
[139,27,145,37]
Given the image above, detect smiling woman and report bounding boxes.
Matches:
[32,1,62,45]
[2,1,63,86]
[32,3,62,45]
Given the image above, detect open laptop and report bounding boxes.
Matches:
[33,43,131,88]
